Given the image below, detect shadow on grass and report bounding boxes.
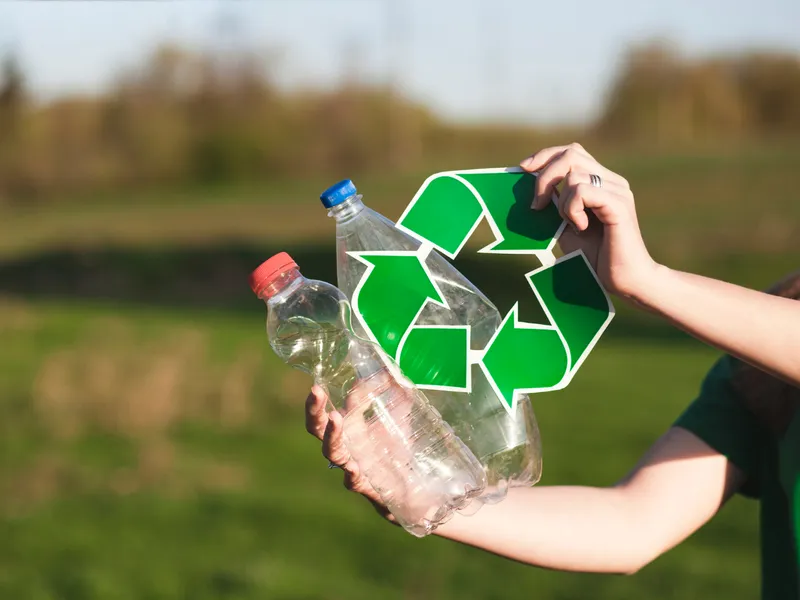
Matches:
[0,242,693,343]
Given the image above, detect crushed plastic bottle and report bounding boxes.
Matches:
[250,251,487,536]
[320,179,543,505]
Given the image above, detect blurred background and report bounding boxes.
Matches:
[0,1,798,598]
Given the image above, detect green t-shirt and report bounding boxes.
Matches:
[674,356,799,599]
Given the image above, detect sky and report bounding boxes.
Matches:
[1,0,799,125]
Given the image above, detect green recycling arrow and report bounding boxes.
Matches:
[351,168,614,416]
[478,252,613,410]
[396,169,566,258]
[350,251,470,390]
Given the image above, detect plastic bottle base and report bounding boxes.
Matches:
[508,473,542,489]
[476,479,510,505]
[471,469,542,506]
[456,495,485,516]
[397,482,485,537]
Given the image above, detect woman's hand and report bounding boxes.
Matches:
[520,143,660,301]
[304,385,397,525]
[522,143,800,386]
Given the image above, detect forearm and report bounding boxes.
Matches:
[432,428,735,575]
[632,265,800,386]
[434,486,651,575]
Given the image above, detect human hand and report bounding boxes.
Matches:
[520,143,660,300]
[304,385,398,525]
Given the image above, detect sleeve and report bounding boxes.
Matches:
[673,356,769,499]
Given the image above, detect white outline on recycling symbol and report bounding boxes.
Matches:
[349,167,615,417]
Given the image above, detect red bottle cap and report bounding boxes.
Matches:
[249,252,299,297]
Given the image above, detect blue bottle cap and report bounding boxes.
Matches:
[320,179,357,208]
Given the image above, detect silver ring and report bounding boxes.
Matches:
[590,174,603,188]
[327,460,342,470]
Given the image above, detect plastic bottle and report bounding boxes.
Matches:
[250,252,487,536]
[320,179,543,504]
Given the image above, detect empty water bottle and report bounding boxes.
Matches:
[320,179,543,504]
[250,252,487,536]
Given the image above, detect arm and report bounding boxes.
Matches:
[521,143,800,387]
[306,387,745,575]
[434,427,744,575]
[632,267,800,386]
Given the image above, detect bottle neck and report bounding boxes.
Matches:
[327,194,365,223]
[261,269,304,302]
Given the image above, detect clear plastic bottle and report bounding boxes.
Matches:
[250,251,487,536]
[320,179,543,504]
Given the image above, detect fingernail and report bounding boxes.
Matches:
[520,158,533,169]
[530,196,539,210]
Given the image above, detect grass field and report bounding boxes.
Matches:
[0,143,797,599]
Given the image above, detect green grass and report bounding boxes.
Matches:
[0,299,759,600]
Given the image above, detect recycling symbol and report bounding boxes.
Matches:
[350,168,614,416]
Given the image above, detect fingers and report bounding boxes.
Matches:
[304,385,329,441]
[527,146,588,210]
[533,147,594,210]
[521,143,630,211]
[558,182,634,232]
[519,142,592,173]
[324,411,386,508]
[556,171,629,228]
[322,410,352,467]
[562,170,627,195]
[305,387,389,517]
[341,456,383,505]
